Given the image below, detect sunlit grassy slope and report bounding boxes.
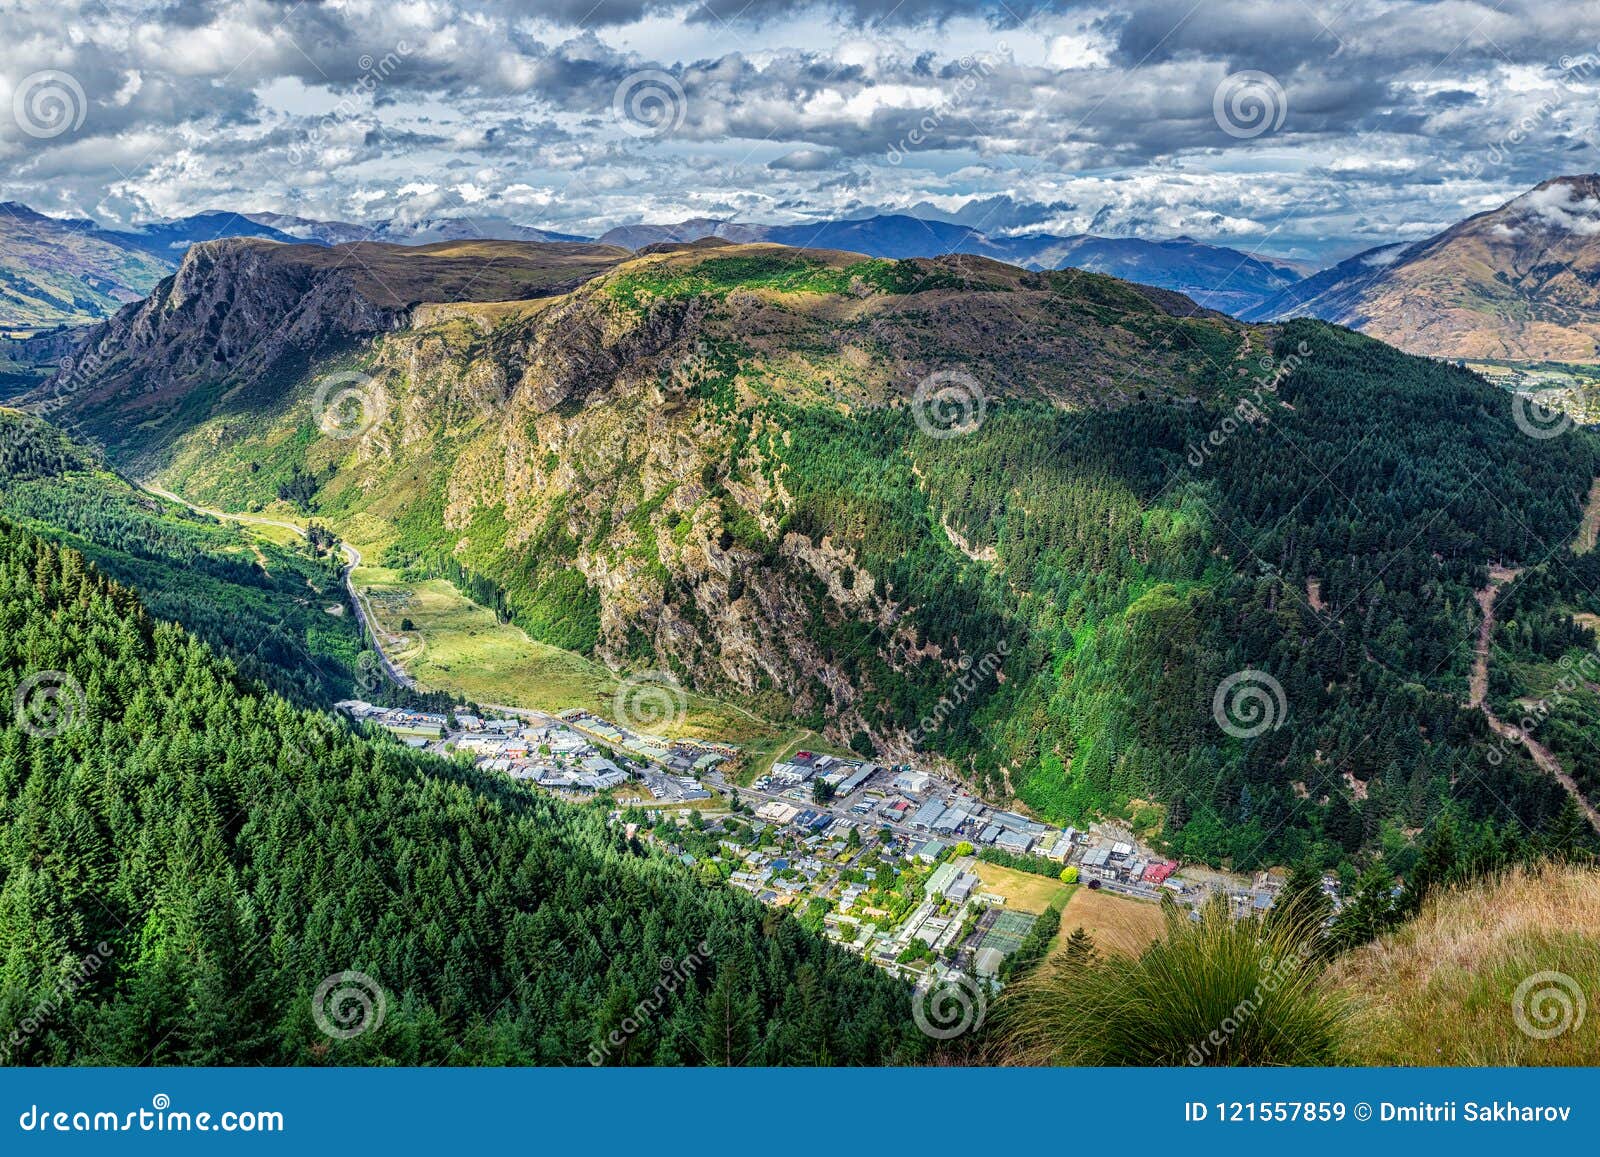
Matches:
[1328,863,1600,1064]
[353,562,797,777]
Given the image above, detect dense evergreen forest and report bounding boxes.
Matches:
[1484,541,1600,811]
[0,409,368,707]
[0,520,924,1064]
[766,321,1598,867]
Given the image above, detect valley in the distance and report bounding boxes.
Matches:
[4,176,1600,1067]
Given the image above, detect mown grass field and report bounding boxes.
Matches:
[1053,886,1168,959]
[971,861,1073,913]
[352,564,801,778]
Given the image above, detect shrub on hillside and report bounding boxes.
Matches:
[995,901,1347,1066]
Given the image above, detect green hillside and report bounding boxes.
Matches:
[0,204,171,331]
[0,409,369,706]
[0,519,924,1064]
[53,243,1600,869]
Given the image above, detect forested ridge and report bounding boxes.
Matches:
[43,238,1600,871]
[766,320,1599,867]
[0,521,923,1064]
[0,409,368,707]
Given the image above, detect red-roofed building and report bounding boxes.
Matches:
[1143,861,1178,885]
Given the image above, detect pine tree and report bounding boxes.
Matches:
[1060,926,1098,971]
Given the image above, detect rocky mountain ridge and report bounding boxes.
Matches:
[49,239,1250,764]
[1249,175,1600,361]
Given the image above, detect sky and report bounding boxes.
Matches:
[3,0,1600,262]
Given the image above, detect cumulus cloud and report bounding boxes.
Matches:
[1515,182,1600,235]
[0,0,1595,259]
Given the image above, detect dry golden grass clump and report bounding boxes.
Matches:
[995,902,1347,1066]
[1327,863,1600,1065]
[989,864,1599,1066]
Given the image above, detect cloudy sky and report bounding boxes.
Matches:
[3,0,1600,261]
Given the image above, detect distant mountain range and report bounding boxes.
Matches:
[14,178,1600,363]
[0,203,1309,332]
[594,215,1309,315]
[1246,175,1600,362]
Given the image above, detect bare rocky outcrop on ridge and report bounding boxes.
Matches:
[47,238,1250,753]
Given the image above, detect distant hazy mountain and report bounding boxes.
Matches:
[111,211,307,257]
[597,218,767,249]
[0,203,172,332]
[596,214,1305,313]
[1238,243,1410,325]
[986,233,1309,316]
[240,211,381,246]
[369,215,589,246]
[1246,175,1600,361]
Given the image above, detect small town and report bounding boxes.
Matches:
[335,697,1335,988]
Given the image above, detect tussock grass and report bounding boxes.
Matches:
[995,902,1346,1066]
[1327,863,1600,1064]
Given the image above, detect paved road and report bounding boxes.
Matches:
[139,483,414,689]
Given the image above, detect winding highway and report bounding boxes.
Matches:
[138,483,415,689]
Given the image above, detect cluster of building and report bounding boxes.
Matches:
[334,701,449,746]
[345,698,1299,991]
[334,700,718,801]
[560,709,733,777]
[750,756,1218,908]
[656,796,1055,983]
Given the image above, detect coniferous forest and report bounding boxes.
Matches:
[0,521,923,1064]
[760,320,1600,867]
